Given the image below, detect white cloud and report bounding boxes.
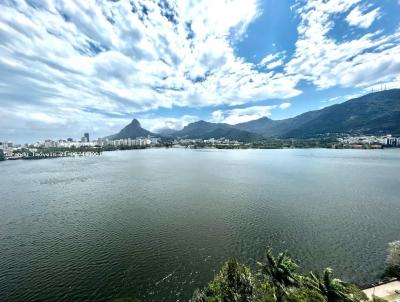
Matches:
[0,104,130,142]
[362,75,400,93]
[259,51,286,69]
[286,0,400,90]
[266,59,284,70]
[1,0,399,142]
[211,110,224,122]
[260,53,278,66]
[346,6,381,29]
[321,93,362,104]
[279,102,291,109]
[0,0,304,141]
[140,115,199,132]
[211,105,278,125]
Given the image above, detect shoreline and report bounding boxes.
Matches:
[1,146,399,162]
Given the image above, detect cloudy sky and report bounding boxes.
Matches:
[1,0,400,143]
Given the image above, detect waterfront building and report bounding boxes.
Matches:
[153,138,159,144]
[44,140,56,148]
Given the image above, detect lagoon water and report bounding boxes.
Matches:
[1,148,400,301]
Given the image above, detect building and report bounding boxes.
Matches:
[44,140,56,148]
[150,137,159,145]
[80,133,90,143]
[386,135,397,146]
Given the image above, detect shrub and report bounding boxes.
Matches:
[192,248,374,302]
[193,258,257,302]
[384,241,400,278]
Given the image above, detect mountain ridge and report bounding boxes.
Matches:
[235,89,400,138]
[108,118,155,140]
[172,120,263,142]
[108,89,400,141]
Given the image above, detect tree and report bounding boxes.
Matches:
[284,286,325,302]
[192,247,373,302]
[193,258,257,302]
[257,248,299,302]
[305,268,354,302]
[384,241,400,278]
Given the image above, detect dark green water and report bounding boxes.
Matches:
[1,148,399,301]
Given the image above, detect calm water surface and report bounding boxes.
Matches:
[1,149,399,301]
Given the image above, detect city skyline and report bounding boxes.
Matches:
[1,0,400,143]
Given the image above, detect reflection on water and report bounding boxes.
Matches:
[0,149,399,301]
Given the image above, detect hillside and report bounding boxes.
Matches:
[173,120,263,142]
[235,89,400,138]
[108,119,155,140]
[107,90,400,141]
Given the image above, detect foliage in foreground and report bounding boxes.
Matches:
[384,241,400,279]
[192,248,369,302]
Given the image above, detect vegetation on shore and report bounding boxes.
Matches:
[191,243,400,302]
[384,241,400,280]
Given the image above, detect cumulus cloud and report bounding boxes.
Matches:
[279,102,291,109]
[211,104,292,125]
[0,104,130,142]
[0,0,303,141]
[140,115,199,132]
[1,0,399,141]
[286,0,400,89]
[259,52,286,70]
[211,106,276,124]
[266,59,284,70]
[346,6,381,29]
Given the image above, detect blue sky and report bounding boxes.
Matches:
[0,0,400,143]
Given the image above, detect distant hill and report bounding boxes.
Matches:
[108,119,155,139]
[107,90,400,141]
[173,120,263,142]
[235,89,400,138]
[154,128,178,137]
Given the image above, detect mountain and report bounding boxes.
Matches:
[173,120,263,142]
[235,111,323,138]
[235,89,400,138]
[108,119,155,139]
[154,128,178,137]
[107,90,400,141]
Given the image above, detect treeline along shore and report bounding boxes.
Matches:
[1,139,400,162]
[187,243,400,302]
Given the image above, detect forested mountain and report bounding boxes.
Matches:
[108,119,155,139]
[235,89,400,138]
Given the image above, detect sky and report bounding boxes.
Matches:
[0,0,400,143]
